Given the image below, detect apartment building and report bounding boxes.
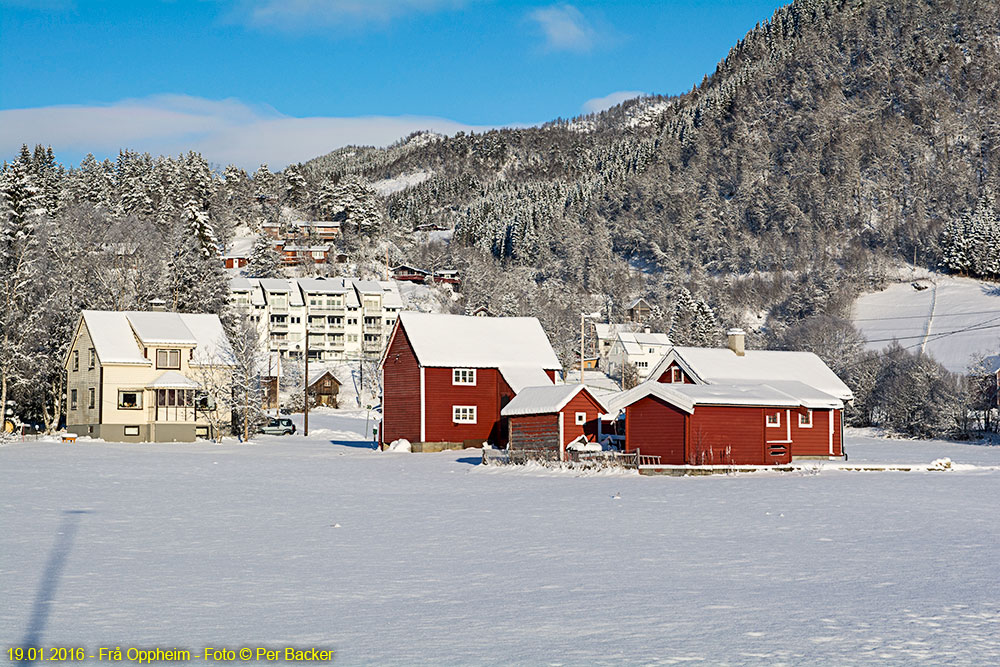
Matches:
[229,276,403,361]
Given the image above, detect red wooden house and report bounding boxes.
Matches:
[611,329,853,464]
[380,312,561,449]
[501,384,608,461]
[608,382,844,465]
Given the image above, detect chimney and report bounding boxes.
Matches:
[727,328,746,356]
[149,298,167,312]
[644,327,651,334]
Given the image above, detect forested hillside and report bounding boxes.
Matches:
[2,0,999,431]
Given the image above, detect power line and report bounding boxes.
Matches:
[853,307,1000,322]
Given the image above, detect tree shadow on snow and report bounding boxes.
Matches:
[17,510,92,665]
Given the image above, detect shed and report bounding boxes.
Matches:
[501,384,608,461]
[307,370,341,407]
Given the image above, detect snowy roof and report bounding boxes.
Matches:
[393,312,561,371]
[80,310,234,367]
[283,244,331,252]
[628,298,650,310]
[616,332,671,354]
[647,346,854,401]
[378,281,403,308]
[498,365,554,393]
[259,279,292,293]
[147,371,201,389]
[307,369,341,388]
[501,384,607,417]
[81,311,149,365]
[230,276,254,291]
[355,280,383,294]
[298,278,349,294]
[606,381,842,415]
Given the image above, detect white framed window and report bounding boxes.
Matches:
[123,425,140,436]
[671,367,683,383]
[575,412,587,425]
[766,411,781,427]
[72,350,79,371]
[70,389,78,410]
[156,349,181,369]
[118,390,142,410]
[453,368,476,385]
[799,410,813,428]
[453,405,477,424]
[88,348,96,369]
[87,387,95,409]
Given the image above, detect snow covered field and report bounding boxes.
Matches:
[2,410,999,665]
[852,274,1000,373]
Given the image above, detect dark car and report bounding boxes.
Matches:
[260,418,296,436]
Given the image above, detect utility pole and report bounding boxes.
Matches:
[580,312,585,385]
[304,330,309,436]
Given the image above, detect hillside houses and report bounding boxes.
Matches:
[229,277,402,362]
[64,310,234,442]
[607,331,672,381]
[380,313,561,450]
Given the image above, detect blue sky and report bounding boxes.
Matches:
[0,0,786,168]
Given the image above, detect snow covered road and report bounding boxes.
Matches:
[2,412,999,665]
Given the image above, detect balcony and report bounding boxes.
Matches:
[363,324,382,334]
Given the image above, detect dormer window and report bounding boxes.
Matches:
[156,349,181,369]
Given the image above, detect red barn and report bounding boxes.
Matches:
[608,382,845,466]
[380,313,561,449]
[501,384,608,461]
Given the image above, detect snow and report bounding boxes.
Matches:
[386,438,411,452]
[81,311,150,365]
[3,413,999,664]
[625,99,675,128]
[608,381,842,415]
[500,384,603,417]
[496,365,553,393]
[146,370,200,389]
[81,311,232,367]
[649,346,854,401]
[852,274,1000,373]
[371,170,433,196]
[396,312,561,370]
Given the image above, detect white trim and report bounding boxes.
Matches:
[452,405,477,424]
[419,367,426,442]
[786,409,791,443]
[671,367,683,383]
[559,412,565,461]
[452,368,476,386]
[575,411,587,425]
[829,408,834,455]
[798,409,813,428]
[765,410,781,427]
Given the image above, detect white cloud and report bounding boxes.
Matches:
[581,90,644,114]
[238,0,467,29]
[0,94,498,169]
[528,4,596,53]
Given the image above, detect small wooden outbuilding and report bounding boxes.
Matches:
[307,370,341,407]
[501,384,608,461]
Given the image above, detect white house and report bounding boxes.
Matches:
[64,310,235,442]
[607,331,672,381]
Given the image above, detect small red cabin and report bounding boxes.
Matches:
[381,313,561,449]
[609,382,844,466]
[501,384,608,461]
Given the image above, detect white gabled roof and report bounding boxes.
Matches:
[647,346,854,401]
[616,331,671,354]
[606,381,843,415]
[501,384,607,417]
[395,312,561,370]
[79,310,234,367]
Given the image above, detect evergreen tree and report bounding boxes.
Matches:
[246,234,284,278]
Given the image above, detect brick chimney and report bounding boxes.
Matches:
[727,328,746,356]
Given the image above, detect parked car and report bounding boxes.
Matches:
[260,418,296,436]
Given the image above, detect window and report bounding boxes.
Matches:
[671,367,683,383]
[72,350,79,371]
[452,368,476,385]
[636,361,648,369]
[87,387,95,409]
[70,389,78,410]
[118,390,142,410]
[766,411,781,427]
[312,251,325,259]
[575,412,587,425]
[156,349,181,369]
[453,406,477,424]
[799,411,813,428]
[88,348,96,369]
[123,426,140,436]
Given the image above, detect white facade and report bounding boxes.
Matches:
[607,332,672,381]
[229,277,403,362]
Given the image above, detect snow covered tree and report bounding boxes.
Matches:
[669,288,719,346]
[182,198,219,257]
[163,225,228,315]
[283,164,308,208]
[246,234,284,278]
[315,176,384,234]
[224,314,270,441]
